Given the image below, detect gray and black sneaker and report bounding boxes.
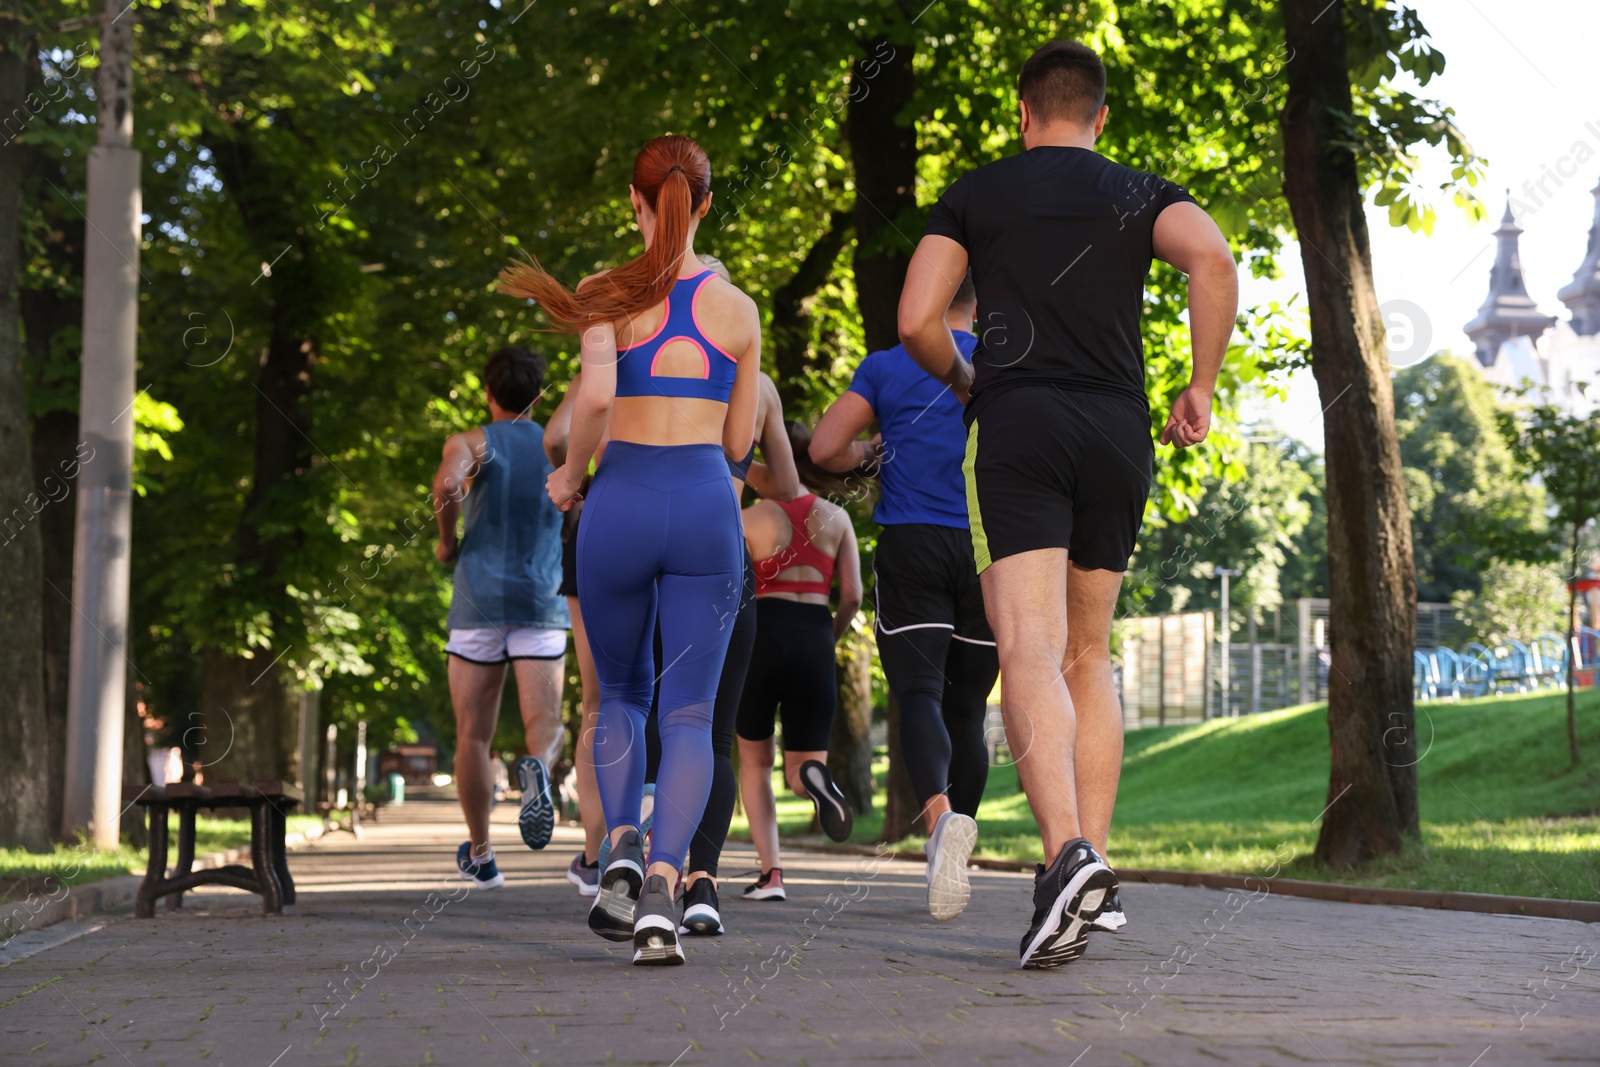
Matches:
[589,828,644,942]
[799,760,853,842]
[633,874,685,965]
[515,756,554,850]
[1019,838,1118,969]
[1091,890,1127,932]
[679,878,724,936]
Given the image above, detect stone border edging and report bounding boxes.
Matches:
[767,838,1600,923]
[3,823,328,942]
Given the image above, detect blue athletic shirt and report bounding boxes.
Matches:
[847,330,978,529]
[447,420,571,631]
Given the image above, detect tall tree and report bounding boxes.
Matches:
[0,2,51,849]
[1394,354,1545,601]
[1280,0,1420,865]
[1499,403,1600,766]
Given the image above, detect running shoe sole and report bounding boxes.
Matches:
[742,884,786,901]
[456,867,505,890]
[516,757,554,851]
[927,814,978,922]
[1020,864,1118,970]
[633,914,685,965]
[799,760,853,842]
[588,860,641,942]
[680,904,724,936]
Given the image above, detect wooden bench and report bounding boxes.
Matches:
[122,780,303,918]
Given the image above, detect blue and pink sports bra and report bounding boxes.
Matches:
[615,270,739,402]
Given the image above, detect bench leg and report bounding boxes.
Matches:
[167,806,198,912]
[250,801,284,915]
[136,804,169,919]
[270,801,296,905]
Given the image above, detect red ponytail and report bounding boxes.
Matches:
[499,135,712,331]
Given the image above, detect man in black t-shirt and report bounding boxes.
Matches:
[898,40,1238,969]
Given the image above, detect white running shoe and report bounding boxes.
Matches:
[925,812,978,922]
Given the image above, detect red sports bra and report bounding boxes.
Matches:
[754,495,835,597]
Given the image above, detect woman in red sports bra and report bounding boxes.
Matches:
[735,482,862,901]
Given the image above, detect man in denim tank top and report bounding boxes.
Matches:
[434,346,571,889]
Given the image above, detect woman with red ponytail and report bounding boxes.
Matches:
[500,134,760,966]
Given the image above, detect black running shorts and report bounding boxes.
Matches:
[963,386,1153,573]
[873,523,993,644]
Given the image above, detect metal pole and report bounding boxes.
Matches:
[62,1,140,846]
[1298,598,1313,704]
[1214,568,1239,719]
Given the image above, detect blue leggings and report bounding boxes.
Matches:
[577,441,742,872]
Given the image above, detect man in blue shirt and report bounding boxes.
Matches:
[434,346,571,890]
[810,272,997,923]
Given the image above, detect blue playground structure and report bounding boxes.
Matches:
[1413,627,1600,700]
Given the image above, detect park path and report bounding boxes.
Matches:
[1,797,1595,1067]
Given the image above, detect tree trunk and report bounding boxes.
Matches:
[21,52,87,840]
[1567,525,1581,766]
[847,30,917,354]
[829,627,875,818]
[0,12,52,849]
[199,646,286,782]
[881,691,921,841]
[198,131,319,778]
[30,410,79,837]
[1280,0,1420,867]
[769,210,851,409]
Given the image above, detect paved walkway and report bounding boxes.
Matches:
[1,798,1595,1066]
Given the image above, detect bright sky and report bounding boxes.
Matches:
[1239,0,1600,447]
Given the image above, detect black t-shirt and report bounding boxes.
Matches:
[924,146,1196,422]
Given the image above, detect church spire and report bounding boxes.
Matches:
[1556,177,1600,335]
[1464,194,1556,366]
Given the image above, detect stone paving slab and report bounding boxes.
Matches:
[1,799,1595,1067]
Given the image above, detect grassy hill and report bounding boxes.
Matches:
[742,688,1600,901]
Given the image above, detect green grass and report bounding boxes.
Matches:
[738,689,1600,901]
[0,815,322,905]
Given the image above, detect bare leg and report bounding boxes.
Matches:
[919,794,953,835]
[980,548,1080,860]
[512,657,566,766]
[570,597,604,865]
[781,749,828,797]
[449,655,508,858]
[738,735,780,871]
[1063,564,1125,859]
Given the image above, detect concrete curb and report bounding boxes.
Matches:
[768,838,1600,923]
[1,823,329,944]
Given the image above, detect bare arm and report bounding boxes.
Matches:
[897,235,973,402]
[744,372,801,501]
[547,323,616,511]
[809,390,878,474]
[544,369,579,467]
[831,514,862,642]
[1151,201,1238,447]
[432,428,486,561]
[722,295,762,462]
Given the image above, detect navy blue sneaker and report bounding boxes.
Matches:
[515,756,554,850]
[456,842,505,890]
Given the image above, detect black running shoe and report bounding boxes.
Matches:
[1019,838,1118,970]
[679,878,724,936]
[742,868,786,901]
[633,874,685,966]
[799,760,853,842]
[589,828,643,942]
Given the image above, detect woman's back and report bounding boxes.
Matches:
[606,260,759,451]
